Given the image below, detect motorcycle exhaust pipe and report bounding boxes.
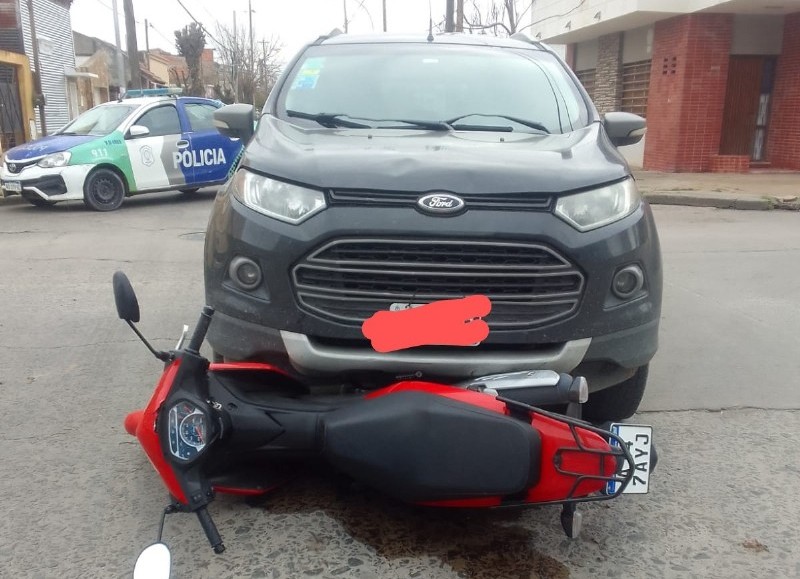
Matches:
[459,370,588,407]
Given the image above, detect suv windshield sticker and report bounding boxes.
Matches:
[292,57,325,90]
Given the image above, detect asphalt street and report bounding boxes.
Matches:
[1,193,798,579]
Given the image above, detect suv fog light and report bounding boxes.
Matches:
[229,256,262,290]
[612,265,644,299]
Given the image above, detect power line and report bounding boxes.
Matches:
[91,0,113,11]
[173,0,223,46]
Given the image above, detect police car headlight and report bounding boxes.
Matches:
[37,151,71,168]
[230,169,326,224]
[555,178,640,231]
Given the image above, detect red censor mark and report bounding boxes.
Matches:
[361,295,491,353]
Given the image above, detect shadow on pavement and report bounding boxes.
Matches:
[237,473,570,579]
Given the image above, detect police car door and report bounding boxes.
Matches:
[180,101,241,186]
[125,103,189,191]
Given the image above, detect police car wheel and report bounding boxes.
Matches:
[84,168,125,212]
[180,188,200,194]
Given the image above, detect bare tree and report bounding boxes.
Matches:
[465,0,535,36]
[175,23,206,96]
[214,22,282,107]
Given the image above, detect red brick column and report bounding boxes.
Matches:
[766,13,800,170]
[643,14,733,172]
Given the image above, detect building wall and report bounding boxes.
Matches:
[731,14,784,56]
[574,38,598,71]
[19,0,75,134]
[594,33,623,113]
[766,12,800,170]
[0,0,23,53]
[622,25,653,63]
[530,0,737,43]
[643,13,733,172]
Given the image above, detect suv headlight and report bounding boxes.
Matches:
[230,169,326,224]
[37,151,72,168]
[555,179,641,231]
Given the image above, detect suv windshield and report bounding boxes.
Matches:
[278,43,588,134]
[58,104,137,136]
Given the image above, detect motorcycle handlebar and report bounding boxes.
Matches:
[196,507,225,554]
[187,307,215,354]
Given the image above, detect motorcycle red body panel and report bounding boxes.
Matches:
[125,363,619,509]
[126,360,188,504]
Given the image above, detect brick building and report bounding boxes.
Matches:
[530,0,800,172]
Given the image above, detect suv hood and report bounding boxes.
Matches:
[4,134,96,162]
[241,116,629,194]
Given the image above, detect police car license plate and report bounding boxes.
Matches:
[605,423,653,495]
[2,181,21,193]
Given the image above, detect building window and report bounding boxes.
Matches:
[575,69,596,101]
[621,59,652,118]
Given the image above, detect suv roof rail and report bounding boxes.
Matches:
[314,28,343,44]
[509,32,544,49]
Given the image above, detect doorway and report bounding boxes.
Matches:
[0,64,24,151]
[720,56,776,162]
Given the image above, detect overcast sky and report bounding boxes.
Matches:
[70,0,503,66]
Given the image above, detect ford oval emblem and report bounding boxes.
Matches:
[416,193,465,215]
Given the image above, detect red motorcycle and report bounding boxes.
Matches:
[115,272,656,578]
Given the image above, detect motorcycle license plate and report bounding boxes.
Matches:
[605,423,653,495]
[2,180,21,193]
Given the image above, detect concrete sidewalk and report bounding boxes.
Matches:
[635,170,800,211]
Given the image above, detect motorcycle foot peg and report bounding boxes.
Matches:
[560,503,582,539]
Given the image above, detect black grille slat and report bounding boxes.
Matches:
[292,238,585,329]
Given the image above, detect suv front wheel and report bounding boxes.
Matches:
[582,364,649,422]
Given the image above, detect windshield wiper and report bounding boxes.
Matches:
[285,110,371,129]
[367,118,452,131]
[444,114,550,134]
[286,110,451,131]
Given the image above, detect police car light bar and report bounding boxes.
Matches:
[123,87,184,99]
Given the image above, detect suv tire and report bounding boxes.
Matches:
[583,364,649,422]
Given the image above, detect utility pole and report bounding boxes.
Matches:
[249,0,255,107]
[382,0,387,32]
[111,0,126,99]
[343,0,348,33]
[455,0,464,32]
[144,19,150,83]
[232,11,238,102]
[445,0,455,32]
[122,0,141,90]
[26,0,46,135]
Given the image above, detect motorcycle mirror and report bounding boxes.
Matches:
[113,271,140,323]
[133,543,171,579]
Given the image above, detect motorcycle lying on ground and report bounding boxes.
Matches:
[114,272,657,578]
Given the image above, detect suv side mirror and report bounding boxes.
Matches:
[603,112,646,147]
[214,104,255,142]
[127,125,150,138]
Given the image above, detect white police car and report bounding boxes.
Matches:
[0,88,244,211]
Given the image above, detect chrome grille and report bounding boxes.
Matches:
[291,239,584,329]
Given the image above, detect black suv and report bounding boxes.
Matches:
[206,32,662,421]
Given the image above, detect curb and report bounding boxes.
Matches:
[643,191,783,211]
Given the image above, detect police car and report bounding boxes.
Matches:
[0,88,244,211]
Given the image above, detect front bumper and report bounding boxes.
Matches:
[0,163,93,201]
[205,184,662,386]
